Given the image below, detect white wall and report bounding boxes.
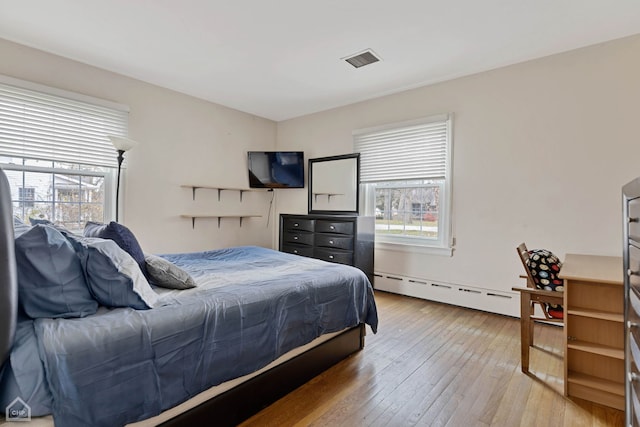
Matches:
[0,38,278,254]
[3,33,640,315]
[276,34,640,314]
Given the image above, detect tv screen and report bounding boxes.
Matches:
[248,151,305,188]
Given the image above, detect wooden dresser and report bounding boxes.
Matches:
[279,214,374,283]
[559,254,624,410]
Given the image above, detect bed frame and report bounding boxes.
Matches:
[0,168,365,426]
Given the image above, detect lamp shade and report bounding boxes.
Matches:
[109,136,138,152]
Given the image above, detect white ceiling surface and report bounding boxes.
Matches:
[1,1,640,121]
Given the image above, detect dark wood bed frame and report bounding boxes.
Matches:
[0,168,366,427]
[161,324,365,426]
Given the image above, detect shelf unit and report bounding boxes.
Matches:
[180,214,261,228]
[312,192,344,203]
[560,254,624,410]
[181,184,262,201]
[181,185,263,228]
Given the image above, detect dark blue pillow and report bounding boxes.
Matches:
[15,225,98,318]
[84,221,148,278]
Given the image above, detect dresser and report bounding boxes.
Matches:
[279,214,374,283]
[624,177,640,425]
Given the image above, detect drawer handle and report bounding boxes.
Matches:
[329,255,334,259]
[629,269,639,277]
[630,372,639,383]
[293,236,298,240]
[630,217,639,223]
[629,321,639,329]
[330,225,335,230]
[293,250,298,254]
[294,223,299,227]
[329,240,334,244]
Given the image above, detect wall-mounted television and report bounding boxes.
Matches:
[247,151,305,189]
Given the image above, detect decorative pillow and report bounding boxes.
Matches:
[65,234,158,309]
[145,254,197,290]
[13,217,31,238]
[526,249,564,318]
[14,225,98,318]
[84,221,148,278]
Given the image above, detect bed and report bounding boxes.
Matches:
[0,168,378,427]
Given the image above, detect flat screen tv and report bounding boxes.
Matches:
[247,151,305,189]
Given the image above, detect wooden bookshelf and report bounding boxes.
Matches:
[560,254,624,410]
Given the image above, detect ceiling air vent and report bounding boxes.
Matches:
[343,49,381,68]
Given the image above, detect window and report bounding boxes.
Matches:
[0,75,128,232]
[354,114,452,251]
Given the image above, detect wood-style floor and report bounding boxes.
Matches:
[241,291,624,427]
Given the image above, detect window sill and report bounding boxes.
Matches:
[375,241,454,256]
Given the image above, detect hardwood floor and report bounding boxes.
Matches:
[241,291,625,427]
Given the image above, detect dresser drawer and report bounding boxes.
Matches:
[314,247,353,265]
[283,217,315,232]
[281,244,314,257]
[315,233,354,251]
[283,231,314,246]
[630,198,640,244]
[315,220,354,235]
[630,244,640,291]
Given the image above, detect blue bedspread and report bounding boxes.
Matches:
[5,246,377,427]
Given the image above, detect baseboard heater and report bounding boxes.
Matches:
[373,272,519,317]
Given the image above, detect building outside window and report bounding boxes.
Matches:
[17,186,34,209]
[354,114,453,251]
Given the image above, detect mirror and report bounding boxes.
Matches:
[309,153,360,214]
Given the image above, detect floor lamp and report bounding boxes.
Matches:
[108,136,138,222]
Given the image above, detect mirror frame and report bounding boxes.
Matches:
[308,153,360,215]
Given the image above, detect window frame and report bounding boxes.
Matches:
[2,161,115,231]
[0,74,128,225]
[355,114,453,255]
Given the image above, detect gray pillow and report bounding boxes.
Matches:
[145,254,197,290]
[14,224,98,318]
[65,235,158,309]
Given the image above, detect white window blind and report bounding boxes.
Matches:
[354,115,450,183]
[0,78,128,168]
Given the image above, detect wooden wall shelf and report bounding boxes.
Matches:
[181,185,262,201]
[180,214,262,228]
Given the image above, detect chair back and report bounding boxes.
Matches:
[516,242,536,289]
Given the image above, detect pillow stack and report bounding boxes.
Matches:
[13,219,162,319]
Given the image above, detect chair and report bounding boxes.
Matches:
[511,243,564,373]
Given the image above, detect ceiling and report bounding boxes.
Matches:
[1,1,640,122]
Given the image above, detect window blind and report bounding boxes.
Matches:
[354,115,450,183]
[0,79,128,168]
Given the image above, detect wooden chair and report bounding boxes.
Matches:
[511,243,564,373]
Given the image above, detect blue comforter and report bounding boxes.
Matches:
[5,246,377,427]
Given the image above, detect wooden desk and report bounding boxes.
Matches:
[559,254,624,410]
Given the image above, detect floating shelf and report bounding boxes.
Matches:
[181,214,262,228]
[312,192,344,202]
[181,185,261,201]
